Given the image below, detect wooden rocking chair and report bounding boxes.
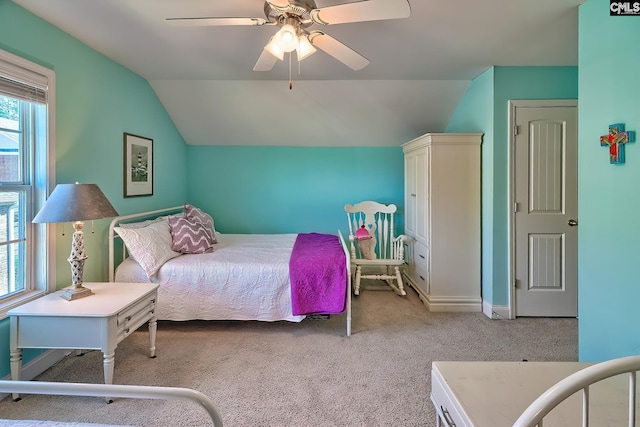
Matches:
[345,201,407,296]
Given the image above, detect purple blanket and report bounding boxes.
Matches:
[289,233,347,316]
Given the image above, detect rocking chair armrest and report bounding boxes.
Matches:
[392,234,408,243]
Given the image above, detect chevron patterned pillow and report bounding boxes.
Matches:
[184,203,217,244]
[169,216,215,254]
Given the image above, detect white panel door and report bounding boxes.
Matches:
[514,105,578,317]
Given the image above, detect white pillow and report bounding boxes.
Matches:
[114,219,180,279]
[117,217,164,229]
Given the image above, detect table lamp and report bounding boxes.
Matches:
[32,183,119,300]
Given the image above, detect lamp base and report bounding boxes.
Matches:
[60,285,94,301]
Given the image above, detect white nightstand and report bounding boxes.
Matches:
[430,361,635,426]
[8,282,159,401]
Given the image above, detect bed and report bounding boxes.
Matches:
[431,355,640,426]
[0,380,222,426]
[108,205,352,335]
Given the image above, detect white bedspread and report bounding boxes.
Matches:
[115,233,305,322]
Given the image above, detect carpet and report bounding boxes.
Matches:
[0,283,578,426]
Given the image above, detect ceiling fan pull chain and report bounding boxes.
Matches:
[289,52,293,90]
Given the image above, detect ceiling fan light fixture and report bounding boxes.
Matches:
[296,34,316,61]
[276,23,298,52]
[265,36,285,60]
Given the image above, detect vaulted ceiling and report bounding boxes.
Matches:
[12,0,583,146]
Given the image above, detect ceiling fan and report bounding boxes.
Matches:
[166,0,411,73]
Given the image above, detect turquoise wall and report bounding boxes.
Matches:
[492,66,578,306]
[446,69,495,303]
[578,0,640,361]
[186,146,405,235]
[0,1,188,378]
[446,66,578,308]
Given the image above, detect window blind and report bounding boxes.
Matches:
[0,54,49,104]
[0,75,47,104]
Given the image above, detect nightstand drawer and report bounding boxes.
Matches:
[431,367,470,427]
[117,293,156,340]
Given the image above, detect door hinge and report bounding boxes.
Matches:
[514,279,520,288]
[514,202,519,213]
[514,125,519,136]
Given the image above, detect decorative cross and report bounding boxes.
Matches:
[600,123,636,164]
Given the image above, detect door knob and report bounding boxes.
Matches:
[568,219,578,227]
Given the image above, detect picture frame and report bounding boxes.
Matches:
[123,132,153,197]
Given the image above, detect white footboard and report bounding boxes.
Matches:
[337,230,352,337]
[0,380,222,426]
[513,355,640,427]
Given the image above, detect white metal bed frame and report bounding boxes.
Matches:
[513,355,640,427]
[0,380,222,426]
[107,206,353,336]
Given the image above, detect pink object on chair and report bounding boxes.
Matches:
[355,225,372,240]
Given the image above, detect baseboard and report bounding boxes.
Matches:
[0,349,67,401]
[482,300,509,319]
[408,282,482,312]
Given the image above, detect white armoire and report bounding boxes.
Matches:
[402,133,482,312]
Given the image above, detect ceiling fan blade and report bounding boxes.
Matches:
[311,0,410,25]
[253,49,279,71]
[308,31,370,71]
[165,17,269,27]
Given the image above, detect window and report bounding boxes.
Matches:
[0,49,55,316]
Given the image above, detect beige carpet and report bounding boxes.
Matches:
[0,283,578,426]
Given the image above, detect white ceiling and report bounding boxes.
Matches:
[12,0,583,147]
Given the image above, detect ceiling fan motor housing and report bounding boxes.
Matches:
[264,0,317,28]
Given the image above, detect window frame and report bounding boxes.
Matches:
[0,48,56,318]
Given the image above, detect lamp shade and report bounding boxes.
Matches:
[32,183,119,223]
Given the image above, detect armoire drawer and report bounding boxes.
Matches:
[413,241,429,266]
[413,241,429,290]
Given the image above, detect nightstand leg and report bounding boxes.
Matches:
[103,351,115,403]
[10,348,22,401]
[148,317,157,358]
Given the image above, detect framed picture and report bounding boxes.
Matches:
[123,132,153,197]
